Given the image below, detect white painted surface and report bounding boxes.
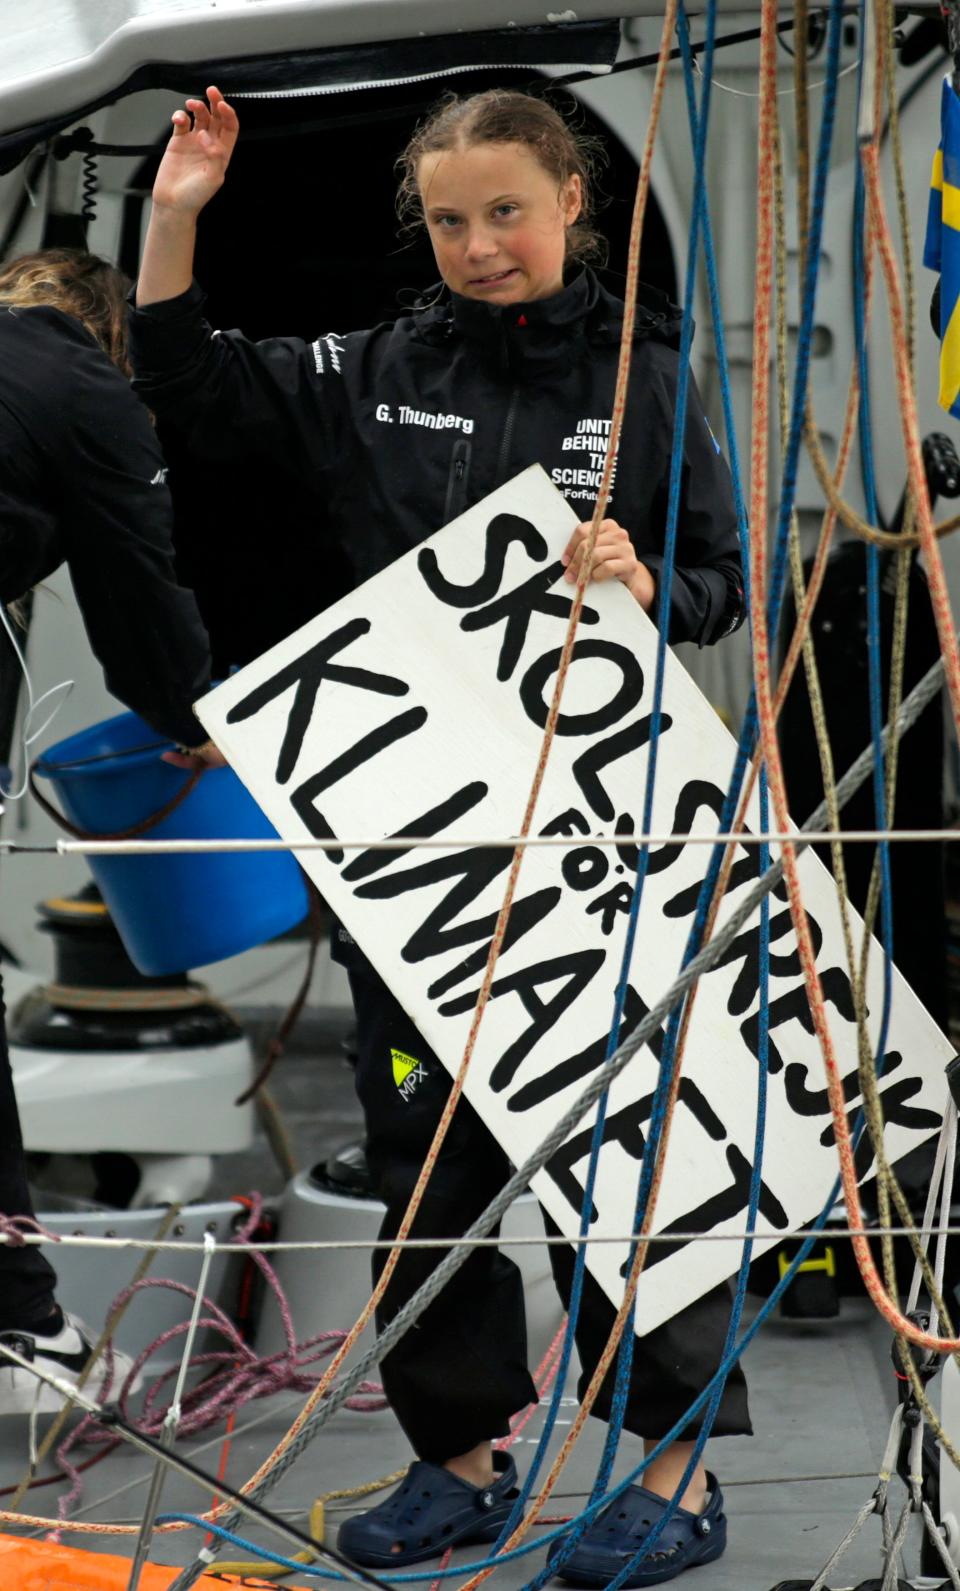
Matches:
[11,1034,254,1152]
[0,0,628,140]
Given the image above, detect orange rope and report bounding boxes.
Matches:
[743,12,960,1356]
[861,145,960,739]
[665,46,875,1098]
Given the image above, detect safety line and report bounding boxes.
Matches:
[6,1221,960,1252]
[5,824,960,855]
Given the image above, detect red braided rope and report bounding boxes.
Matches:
[746,18,960,1355]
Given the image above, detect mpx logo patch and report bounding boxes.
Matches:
[392,1047,428,1102]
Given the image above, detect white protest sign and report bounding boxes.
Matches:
[197,466,950,1333]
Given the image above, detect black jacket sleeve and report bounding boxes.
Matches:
[128,282,346,480]
[17,309,212,745]
[644,361,745,647]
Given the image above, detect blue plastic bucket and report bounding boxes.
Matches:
[34,709,309,975]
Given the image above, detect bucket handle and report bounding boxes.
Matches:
[28,759,204,841]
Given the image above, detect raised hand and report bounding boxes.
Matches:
[152,86,239,218]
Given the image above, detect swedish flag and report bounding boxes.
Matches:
[925,75,960,417]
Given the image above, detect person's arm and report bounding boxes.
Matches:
[130,85,347,482]
[46,311,215,748]
[559,368,743,641]
[137,86,237,308]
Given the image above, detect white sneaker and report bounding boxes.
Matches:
[0,1311,141,1416]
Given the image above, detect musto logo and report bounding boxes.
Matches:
[392,1048,428,1101]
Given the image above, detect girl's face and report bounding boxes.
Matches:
[417,141,582,304]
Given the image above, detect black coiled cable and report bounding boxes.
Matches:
[79,147,97,224]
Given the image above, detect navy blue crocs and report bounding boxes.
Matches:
[338,1451,520,1568]
[549,1474,726,1588]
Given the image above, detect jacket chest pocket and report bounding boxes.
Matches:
[443,437,472,523]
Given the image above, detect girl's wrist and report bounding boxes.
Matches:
[629,561,656,612]
[149,204,201,230]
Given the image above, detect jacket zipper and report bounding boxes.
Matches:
[444,437,472,523]
[233,64,538,99]
[495,387,520,484]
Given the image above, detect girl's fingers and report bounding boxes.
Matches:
[563,547,583,581]
[185,99,210,133]
[173,89,238,152]
[562,522,634,583]
[207,85,239,137]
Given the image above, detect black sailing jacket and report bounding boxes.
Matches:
[0,305,211,746]
[128,267,744,647]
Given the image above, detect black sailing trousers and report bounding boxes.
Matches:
[0,976,59,1329]
[348,964,751,1465]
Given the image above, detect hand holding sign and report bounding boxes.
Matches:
[562,518,656,611]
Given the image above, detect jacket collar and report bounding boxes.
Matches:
[413,266,684,374]
[415,267,598,379]
[449,263,599,342]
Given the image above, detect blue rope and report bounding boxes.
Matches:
[577,0,724,1510]
[494,0,726,1547]
[160,1181,842,1589]
[521,6,777,1582]
[404,24,848,1562]
[535,8,768,1579]
[600,771,773,1591]
[531,1,847,1578]
[713,0,844,788]
[585,0,723,1489]
[764,0,845,646]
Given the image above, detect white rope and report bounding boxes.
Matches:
[168,1231,217,1425]
[1,1221,956,1255]
[698,57,860,99]
[904,1097,957,1325]
[7,824,960,856]
[810,1408,905,1591]
[125,1232,219,1591]
[922,1497,960,1591]
[931,1103,958,1338]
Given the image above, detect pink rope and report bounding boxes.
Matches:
[496,1318,568,1450]
[46,1193,385,1529]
